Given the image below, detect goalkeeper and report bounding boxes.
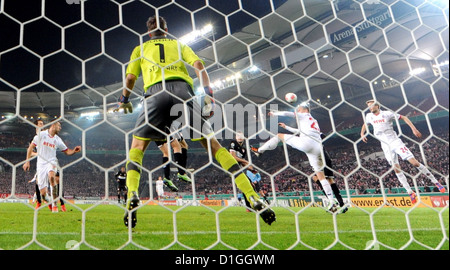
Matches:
[115,15,275,228]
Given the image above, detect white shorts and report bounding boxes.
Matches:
[156,187,164,197]
[381,139,414,165]
[284,134,324,173]
[36,162,57,191]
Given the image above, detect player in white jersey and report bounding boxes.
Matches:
[251,102,337,212]
[155,176,165,200]
[360,100,446,204]
[23,122,81,212]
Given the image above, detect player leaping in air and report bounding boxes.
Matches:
[114,15,275,228]
[360,100,446,204]
[251,102,338,213]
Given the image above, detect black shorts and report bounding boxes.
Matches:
[253,181,261,192]
[323,149,334,178]
[133,80,213,141]
[118,179,126,189]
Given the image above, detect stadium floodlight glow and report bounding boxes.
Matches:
[432,60,449,68]
[179,24,213,44]
[81,111,100,118]
[213,80,224,88]
[249,65,259,72]
[409,67,426,76]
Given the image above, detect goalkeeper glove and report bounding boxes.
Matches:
[113,95,133,114]
[202,86,215,119]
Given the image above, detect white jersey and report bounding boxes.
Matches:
[365,110,401,144]
[156,179,164,189]
[273,111,322,140]
[156,179,164,196]
[32,130,68,166]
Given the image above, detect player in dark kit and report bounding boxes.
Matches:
[115,167,127,204]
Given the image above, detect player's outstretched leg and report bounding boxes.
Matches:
[214,147,276,225]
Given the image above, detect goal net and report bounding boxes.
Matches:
[0,0,448,250]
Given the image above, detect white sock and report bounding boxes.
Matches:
[258,136,280,153]
[320,179,334,202]
[50,185,57,207]
[396,172,413,193]
[417,164,437,184]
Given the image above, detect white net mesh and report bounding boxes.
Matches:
[0,0,448,250]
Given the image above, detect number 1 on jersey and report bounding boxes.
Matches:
[155,43,165,63]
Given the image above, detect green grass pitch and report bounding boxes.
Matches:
[0,203,448,250]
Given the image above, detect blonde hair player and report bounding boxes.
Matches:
[251,102,338,213]
[360,99,446,204]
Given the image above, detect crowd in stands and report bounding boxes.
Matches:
[0,117,448,199]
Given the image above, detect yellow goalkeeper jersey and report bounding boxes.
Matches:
[126,37,203,92]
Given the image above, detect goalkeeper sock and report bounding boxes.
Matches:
[162,157,170,179]
[126,148,144,197]
[181,148,188,169]
[258,136,280,153]
[214,147,258,200]
[417,164,438,184]
[174,152,185,175]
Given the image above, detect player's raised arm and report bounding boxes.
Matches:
[269,111,295,118]
[193,60,212,96]
[279,122,300,135]
[400,114,422,138]
[193,60,215,118]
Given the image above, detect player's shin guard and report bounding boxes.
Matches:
[126,148,144,197]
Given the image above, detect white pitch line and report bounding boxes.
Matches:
[0,227,447,236]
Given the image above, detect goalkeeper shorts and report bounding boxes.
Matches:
[133,80,213,141]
